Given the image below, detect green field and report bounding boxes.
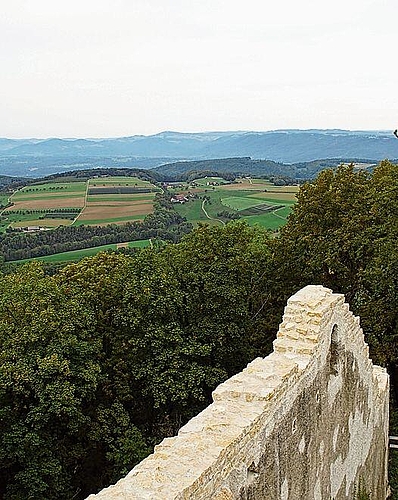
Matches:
[244,209,290,229]
[13,193,84,201]
[221,196,267,211]
[13,182,87,198]
[85,193,156,202]
[191,177,231,186]
[11,218,75,228]
[173,198,209,224]
[17,240,151,263]
[172,178,298,230]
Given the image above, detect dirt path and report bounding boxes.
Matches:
[72,180,89,224]
[201,200,225,225]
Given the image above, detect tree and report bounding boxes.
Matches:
[272,161,398,391]
[161,222,274,373]
[0,263,100,498]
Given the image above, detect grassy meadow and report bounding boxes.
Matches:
[171,177,298,230]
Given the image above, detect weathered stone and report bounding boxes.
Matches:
[87,285,389,500]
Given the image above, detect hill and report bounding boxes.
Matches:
[151,157,375,181]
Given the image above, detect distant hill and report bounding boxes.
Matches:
[200,130,398,162]
[0,157,376,195]
[152,157,376,181]
[0,129,396,177]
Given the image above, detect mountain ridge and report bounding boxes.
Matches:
[0,129,397,177]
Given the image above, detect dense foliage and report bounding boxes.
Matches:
[273,160,398,383]
[0,223,274,499]
[271,160,398,498]
[41,168,163,184]
[1,160,398,498]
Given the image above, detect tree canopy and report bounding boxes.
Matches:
[272,160,398,392]
[0,222,273,498]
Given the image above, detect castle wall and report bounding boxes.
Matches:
[87,285,389,499]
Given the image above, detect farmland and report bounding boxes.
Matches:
[0,173,298,264]
[0,176,161,232]
[170,177,298,230]
[0,175,297,234]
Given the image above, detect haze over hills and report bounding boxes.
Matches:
[0,129,397,178]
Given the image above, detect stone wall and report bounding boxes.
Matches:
[87,285,389,499]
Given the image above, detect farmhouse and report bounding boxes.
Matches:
[171,194,189,204]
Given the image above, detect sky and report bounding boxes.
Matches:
[1,0,397,138]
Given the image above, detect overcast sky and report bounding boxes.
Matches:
[1,0,397,138]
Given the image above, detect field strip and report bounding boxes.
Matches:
[15,240,151,263]
[11,218,74,228]
[79,203,154,218]
[13,194,84,202]
[72,180,90,224]
[86,194,156,203]
[89,177,152,186]
[6,199,85,210]
[86,199,155,206]
[247,192,297,202]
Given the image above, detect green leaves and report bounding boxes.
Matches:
[0,221,274,497]
[0,263,101,498]
[274,160,398,375]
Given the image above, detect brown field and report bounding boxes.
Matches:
[78,202,154,220]
[6,198,85,210]
[89,178,151,187]
[11,218,74,228]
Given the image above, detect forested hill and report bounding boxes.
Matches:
[0,158,375,190]
[151,157,375,180]
[1,129,397,178]
[41,167,164,183]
